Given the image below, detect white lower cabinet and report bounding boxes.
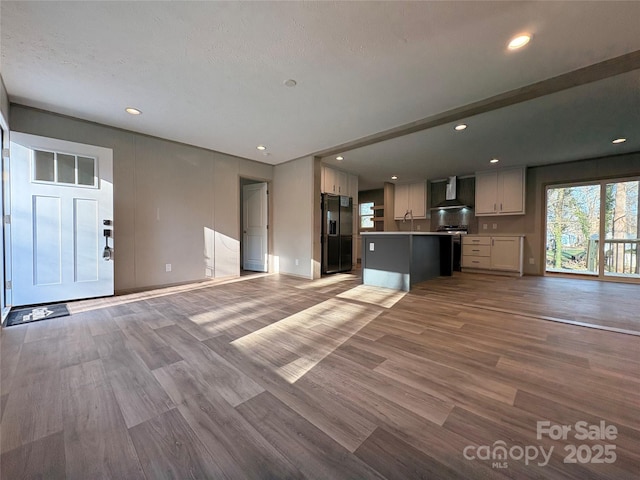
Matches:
[462,235,523,276]
[462,237,491,269]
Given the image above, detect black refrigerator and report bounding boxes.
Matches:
[321,194,353,274]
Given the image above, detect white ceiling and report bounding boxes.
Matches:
[2,1,639,189]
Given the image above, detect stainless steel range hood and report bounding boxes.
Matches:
[431,176,471,210]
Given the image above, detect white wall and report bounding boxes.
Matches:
[0,78,9,126]
[273,156,317,278]
[0,77,9,315]
[10,105,274,292]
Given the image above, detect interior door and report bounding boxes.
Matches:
[242,182,268,272]
[10,133,114,306]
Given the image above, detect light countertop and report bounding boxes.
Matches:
[361,231,454,236]
[465,233,526,237]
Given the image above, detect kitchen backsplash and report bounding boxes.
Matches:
[431,208,477,233]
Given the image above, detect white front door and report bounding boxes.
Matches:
[242,182,268,272]
[10,132,114,306]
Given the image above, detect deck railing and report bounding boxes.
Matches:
[587,238,640,274]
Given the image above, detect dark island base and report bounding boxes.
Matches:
[361,233,453,291]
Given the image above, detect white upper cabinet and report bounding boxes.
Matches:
[321,166,336,194]
[499,168,525,214]
[394,183,409,219]
[321,165,356,197]
[475,167,526,216]
[474,172,499,215]
[394,181,427,219]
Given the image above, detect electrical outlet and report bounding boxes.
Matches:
[416,225,421,231]
[369,242,375,251]
[483,224,488,230]
[492,223,498,230]
[295,258,299,266]
[529,258,535,265]
[165,263,172,272]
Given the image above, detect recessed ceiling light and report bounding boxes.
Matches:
[391,175,398,180]
[125,107,142,115]
[612,138,627,144]
[284,79,297,87]
[454,124,467,131]
[257,145,266,151]
[336,156,344,161]
[508,34,531,50]
[490,158,500,164]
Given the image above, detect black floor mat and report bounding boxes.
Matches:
[6,304,70,327]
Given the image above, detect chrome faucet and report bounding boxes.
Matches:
[403,209,414,231]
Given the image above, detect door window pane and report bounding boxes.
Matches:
[604,180,640,278]
[546,184,600,274]
[57,153,76,184]
[34,150,55,182]
[33,149,97,187]
[77,156,96,186]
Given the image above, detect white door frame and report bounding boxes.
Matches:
[544,177,640,283]
[241,180,268,272]
[1,125,11,316]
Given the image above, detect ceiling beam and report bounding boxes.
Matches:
[314,49,640,159]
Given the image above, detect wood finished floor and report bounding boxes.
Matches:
[1,272,639,479]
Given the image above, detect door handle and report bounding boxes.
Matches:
[102,220,113,260]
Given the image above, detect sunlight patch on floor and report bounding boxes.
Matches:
[294,274,356,290]
[68,273,272,314]
[336,284,406,309]
[231,298,382,383]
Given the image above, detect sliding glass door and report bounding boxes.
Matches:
[546,178,640,281]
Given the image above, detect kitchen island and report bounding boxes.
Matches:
[361,232,454,291]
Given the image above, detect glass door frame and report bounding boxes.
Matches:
[544,176,640,283]
[601,176,640,280]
